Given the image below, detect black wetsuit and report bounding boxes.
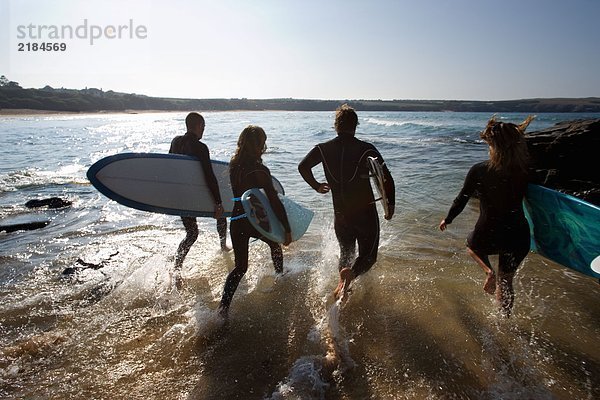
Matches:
[220,162,291,311]
[298,136,395,276]
[169,132,223,268]
[444,161,530,273]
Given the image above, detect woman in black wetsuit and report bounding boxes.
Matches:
[218,126,292,317]
[440,115,534,317]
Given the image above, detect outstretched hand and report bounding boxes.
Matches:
[439,219,447,231]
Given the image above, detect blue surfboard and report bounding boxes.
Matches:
[523,184,600,278]
[240,188,314,243]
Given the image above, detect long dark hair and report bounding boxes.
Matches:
[230,125,267,184]
[480,115,533,174]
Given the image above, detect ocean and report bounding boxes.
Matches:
[1,111,599,399]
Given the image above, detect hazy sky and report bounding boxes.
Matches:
[1,0,599,100]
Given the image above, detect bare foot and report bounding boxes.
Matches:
[339,285,351,303]
[333,279,344,299]
[321,337,340,380]
[483,272,496,295]
[333,268,354,301]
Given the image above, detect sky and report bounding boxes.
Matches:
[1,0,600,101]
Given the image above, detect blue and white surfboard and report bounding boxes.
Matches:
[240,188,314,243]
[523,184,600,279]
[87,153,284,218]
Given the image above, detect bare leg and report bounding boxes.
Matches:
[466,247,496,295]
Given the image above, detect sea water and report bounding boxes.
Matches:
[0,111,599,399]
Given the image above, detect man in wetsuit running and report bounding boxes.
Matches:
[298,104,395,299]
[169,112,225,289]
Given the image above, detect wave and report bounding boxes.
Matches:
[363,117,445,128]
[0,164,89,192]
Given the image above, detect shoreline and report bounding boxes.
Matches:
[0,108,306,117]
[3,108,600,117]
[0,108,186,116]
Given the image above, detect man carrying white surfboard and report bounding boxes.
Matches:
[298,104,395,300]
[169,112,225,289]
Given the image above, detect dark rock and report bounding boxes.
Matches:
[25,197,72,209]
[0,221,50,233]
[525,119,600,205]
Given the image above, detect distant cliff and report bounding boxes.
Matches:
[1,82,600,113]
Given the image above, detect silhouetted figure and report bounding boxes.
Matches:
[169,112,225,290]
[440,115,534,317]
[298,104,395,301]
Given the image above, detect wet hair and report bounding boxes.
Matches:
[480,115,534,173]
[334,104,359,136]
[185,112,205,130]
[230,125,267,169]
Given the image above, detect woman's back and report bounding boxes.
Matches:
[471,161,528,224]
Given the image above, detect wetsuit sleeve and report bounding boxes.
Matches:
[253,168,291,233]
[445,164,479,224]
[298,146,323,191]
[195,142,222,204]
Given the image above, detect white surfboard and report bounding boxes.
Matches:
[367,156,391,219]
[87,153,284,218]
[240,188,314,243]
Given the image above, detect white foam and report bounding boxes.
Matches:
[107,254,179,309]
[269,356,330,400]
[363,117,444,128]
[187,301,226,338]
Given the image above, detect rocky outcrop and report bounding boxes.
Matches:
[0,221,50,233]
[25,197,72,209]
[525,119,600,205]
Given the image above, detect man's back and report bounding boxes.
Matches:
[316,136,379,215]
[169,132,207,158]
